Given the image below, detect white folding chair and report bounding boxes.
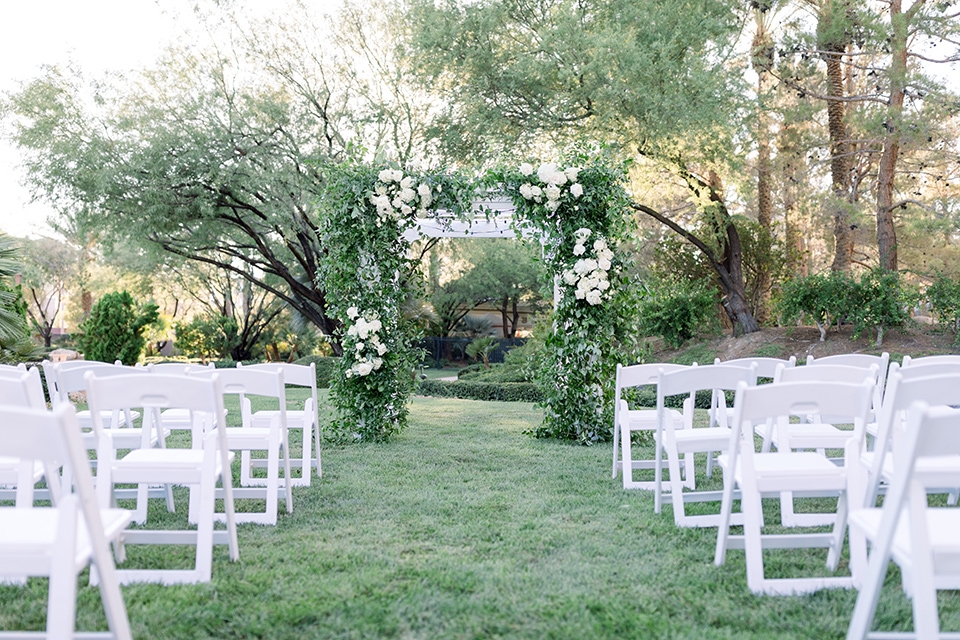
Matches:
[846,402,960,640]
[191,367,293,525]
[654,363,757,527]
[0,403,133,640]
[901,353,960,368]
[86,371,240,584]
[807,352,890,420]
[238,362,321,486]
[0,367,61,506]
[146,362,218,433]
[706,357,796,477]
[613,363,688,489]
[714,379,873,596]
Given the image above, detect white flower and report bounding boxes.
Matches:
[598,247,614,261]
[375,184,388,196]
[551,171,567,186]
[574,227,592,241]
[570,183,584,198]
[529,185,542,198]
[537,162,557,183]
[598,257,612,271]
[347,307,359,320]
[355,362,374,376]
[519,183,533,199]
[575,258,598,275]
[401,204,413,215]
[417,183,432,206]
[391,169,404,182]
[378,169,394,183]
[586,289,602,305]
[519,162,534,176]
[400,188,416,203]
[573,243,586,256]
[593,238,607,251]
[377,342,388,355]
[545,184,561,201]
[564,167,580,182]
[545,200,560,212]
[392,197,403,208]
[563,270,578,285]
[400,176,415,189]
[372,358,383,370]
[598,279,611,291]
[355,342,364,351]
[575,287,586,300]
[370,319,382,333]
[416,208,428,219]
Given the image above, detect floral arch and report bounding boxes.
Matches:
[318,155,631,444]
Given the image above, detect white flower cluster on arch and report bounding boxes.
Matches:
[371,169,443,221]
[517,162,583,213]
[344,307,386,377]
[562,227,614,306]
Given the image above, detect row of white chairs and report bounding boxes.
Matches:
[0,358,325,638]
[613,352,960,638]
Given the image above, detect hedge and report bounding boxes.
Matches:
[417,379,543,403]
[292,355,338,388]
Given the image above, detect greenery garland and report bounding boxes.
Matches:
[489,154,631,444]
[318,159,476,441]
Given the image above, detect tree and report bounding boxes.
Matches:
[17,237,78,347]
[77,291,159,365]
[0,234,42,364]
[3,1,432,349]
[458,239,545,338]
[406,0,763,334]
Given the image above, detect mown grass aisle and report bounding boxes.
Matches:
[2,396,956,639]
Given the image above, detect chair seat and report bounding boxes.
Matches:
[623,407,680,431]
[851,508,960,571]
[224,427,276,449]
[673,426,730,452]
[251,409,310,429]
[0,457,44,484]
[861,451,960,486]
[720,451,847,492]
[112,449,231,484]
[0,507,131,568]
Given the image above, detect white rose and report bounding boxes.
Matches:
[586,289,602,305]
[372,358,383,370]
[401,204,413,215]
[574,259,590,276]
[598,279,611,291]
[545,200,560,212]
[377,343,388,355]
[570,183,584,198]
[519,183,533,199]
[545,184,561,201]
[537,162,558,183]
[355,342,365,352]
[378,169,394,183]
[564,167,580,182]
[551,171,567,186]
[563,269,578,285]
[593,238,607,251]
[519,162,534,176]
[416,208,428,219]
[530,185,542,198]
[417,184,433,206]
[356,362,374,376]
[347,306,359,319]
[400,188,416,203]
[347,325,358,337]
[391,169,404,182]
[370,319,382,333]
[598,247,614,261]
[575,227,591,241]
[598,257,611,271]
[400,176,415,189]
[575,287,586,300]
[375,184,388,195]
[391,197,403,208]
[573,243,586,256]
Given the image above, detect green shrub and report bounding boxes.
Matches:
[457,363,529,383]
[174,314,240,362]
[849,268,918,346]
[926,272,960,345]
[417,379,543,403]
[638,276,715,349]
[457,363,485,379]
[293,355,339,388]
[77,291,159,365]
[777,271,855,341]
[622,387,729,410]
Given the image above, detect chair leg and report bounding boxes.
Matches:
[826,491,848,571]
[281,423,294,514]
[742,483,767,594]
[48,498,79,640]
[714,471,736,566]
[612,420,620,479]
[265,427,280,525]
[195,452,217,583]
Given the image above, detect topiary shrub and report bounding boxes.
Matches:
[77,291,159,365]
[417,379,543,403]
[293,355,339,388]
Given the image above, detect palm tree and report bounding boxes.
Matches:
[0,234,43,364]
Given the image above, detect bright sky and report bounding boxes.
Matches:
[0,1,198,238]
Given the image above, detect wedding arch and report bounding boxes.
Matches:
[317,154,631,444]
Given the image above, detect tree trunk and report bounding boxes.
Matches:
[876,0,911,272]
[753,11,774,323]
[820,1,855,271]
[500,295,510,338]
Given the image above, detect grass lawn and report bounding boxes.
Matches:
[2,392,958,639]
